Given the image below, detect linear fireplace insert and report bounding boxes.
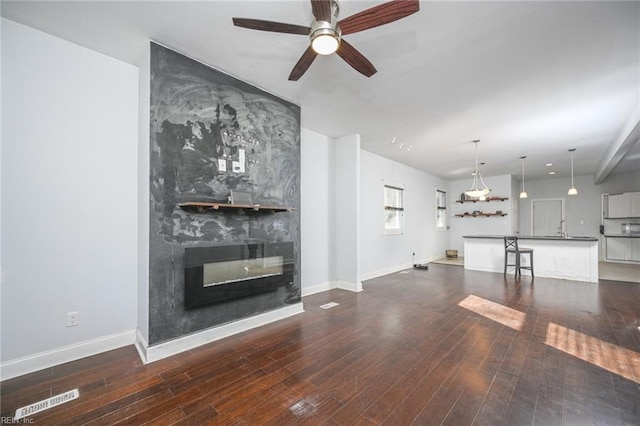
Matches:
[184,242,294,309]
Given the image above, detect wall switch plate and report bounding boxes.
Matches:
[66,312,79,327]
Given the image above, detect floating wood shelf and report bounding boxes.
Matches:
[178,202,293,213]
[456,197,509,204]
[455,212,508,218]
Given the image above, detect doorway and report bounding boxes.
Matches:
[531,198,564,236]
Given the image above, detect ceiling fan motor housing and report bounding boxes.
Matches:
[310,19,341,55]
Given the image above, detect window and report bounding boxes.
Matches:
[436,189,447,230]
[384,185,404,234]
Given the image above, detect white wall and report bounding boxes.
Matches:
[0,19,4,307]
[598,169,640,193]
[335,135,362,291]
[1,19,139,378]
[300,128,336,296]
[511,175,521,233]
[360,150,450,280]
[449,175,515,255]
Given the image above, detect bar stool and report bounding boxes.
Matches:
[504,236,534,277]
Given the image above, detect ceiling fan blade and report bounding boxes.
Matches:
[336,39,377,77]
[339,0,420,36]
[311,0,332,22]
[289,47,318,81]
[232,18,310,35]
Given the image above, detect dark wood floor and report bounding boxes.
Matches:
[2,264,639,425]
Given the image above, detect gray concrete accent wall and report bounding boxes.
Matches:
[148,43,301,345]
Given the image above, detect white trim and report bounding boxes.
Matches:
[302,281,337,297]
[0,330,136,381]
[360,256,439,282]
[530,198,565,236]
[138,303,304,364]
[383,225,404,236]
[336,280,363,292]
[134,329,149,364]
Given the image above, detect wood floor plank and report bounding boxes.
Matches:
[471,370,519,425]
[411,320,501,425]
[379,317,484,425]
[2,264,639,425]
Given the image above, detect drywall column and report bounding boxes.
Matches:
[300,128,336,296]
[136,43,150,352]
[335,134,362,292]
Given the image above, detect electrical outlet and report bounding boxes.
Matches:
[66,312,79,327]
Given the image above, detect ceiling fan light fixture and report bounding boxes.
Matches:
[310,21,340,55]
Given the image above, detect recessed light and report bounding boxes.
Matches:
[549,171,556,175]
[546,163,553,167]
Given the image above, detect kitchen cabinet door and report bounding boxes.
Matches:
[630,192,640,217]
[607,193,630,218]
[607,237,632,261]
[632,239,640,262]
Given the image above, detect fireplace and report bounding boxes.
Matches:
[184,242,294,309]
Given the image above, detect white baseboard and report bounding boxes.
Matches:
[0,330,136,381]
[336,280,363,292]
[360,256,440,282]
[302,280,337,297]
[134,329,149,364]
[360,262,413,281]
[137,303,304,364]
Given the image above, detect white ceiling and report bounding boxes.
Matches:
[3,0,639,182]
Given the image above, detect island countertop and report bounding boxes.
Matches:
[463,235,598,282]
[463,235,598,242]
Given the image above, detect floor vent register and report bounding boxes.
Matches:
[15,388,79,420]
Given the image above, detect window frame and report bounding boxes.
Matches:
[384,184,404,235]
[436,189,447,231]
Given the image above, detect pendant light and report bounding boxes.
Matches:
[568,148,578,195]
[478,162,487,200]
[519,156,528,199]
[464,140,491,198]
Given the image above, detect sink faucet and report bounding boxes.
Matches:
[559,219,567,238]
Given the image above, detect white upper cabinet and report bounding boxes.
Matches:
[631,192,640,217]
[606,192,640,218]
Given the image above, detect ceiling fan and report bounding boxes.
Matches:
[232,0,420,81]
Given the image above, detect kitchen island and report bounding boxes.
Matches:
[463,235,599,283]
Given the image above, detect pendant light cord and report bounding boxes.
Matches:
[568,148,578,195]
[521,157,526,191]
[571,151,574,186]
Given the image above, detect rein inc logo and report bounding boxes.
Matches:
[1,417,34,424]
[11,389,79,422]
